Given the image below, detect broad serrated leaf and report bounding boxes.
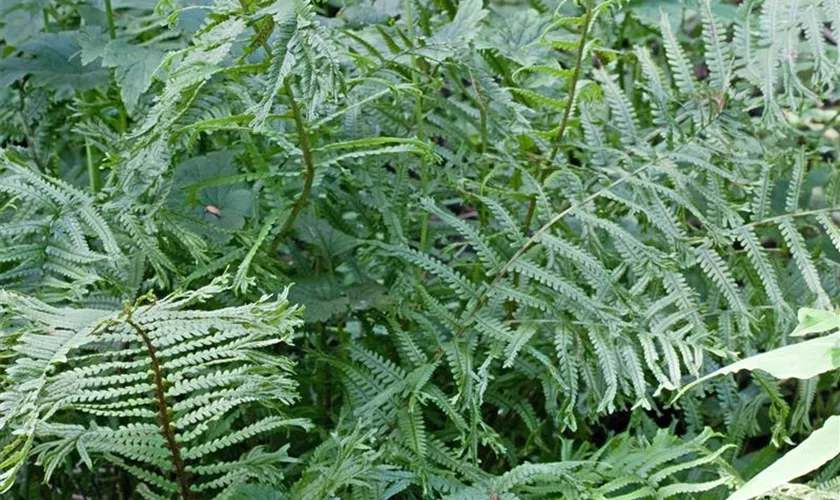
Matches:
[0,32,109,98]
[102,40,165,114]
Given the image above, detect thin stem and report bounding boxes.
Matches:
[86,139,101,193]
[270,80,315,254]
[479,107,488,154]
[740,207,838,229]
[42,10,51,33]
[467,68,488,154]
[125,316,191,500]
[21,463,30,498]
[405,0,416,55]
[117,104,127,132]
[238,0,273,58]
[406,0,431,253]
[505,196,537,319]
[521,195,537,237]
[104,0,117,40]
[547,0,595,167]
[417,110,430,254]
[101,0,130,132]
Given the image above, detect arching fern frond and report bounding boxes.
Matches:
[0,277,306,498]
[0,150,125,301]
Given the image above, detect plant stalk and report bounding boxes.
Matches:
[406,0,431,253]
[104,0,116,40]
[467,68,488,154]
[505,196,536,319]
[126,316,191,500]
[238,0,274,58]
[547,0,595,166]
[101,0,131,133]
[86,139,101,193]
[270,80,315,254]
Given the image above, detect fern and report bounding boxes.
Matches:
[2,0,840,497]
[661,10,697,97]
[0,277,306,497]
[0,151,125,300]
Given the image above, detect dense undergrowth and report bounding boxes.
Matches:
[1,0,840,498]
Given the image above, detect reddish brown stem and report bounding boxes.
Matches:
[125,317,191,499]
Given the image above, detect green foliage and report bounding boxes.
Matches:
[0,278,305,498]
[0,151,124,302]
[1,0,839,498]
[681,308,840,500]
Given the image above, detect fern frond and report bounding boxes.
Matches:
[660,11,696,96]
[817,213,840,255]
[699,0,732,92]
[0,277,304,498]
[778,217,831,308]
[422,198,501,273]
[733,225,788,312]
[634,45,673,128]
[695,245,750,319]
[398,406,428,459]
[595,67,638,145]
[376,243,480,300]
[786,151,806,213]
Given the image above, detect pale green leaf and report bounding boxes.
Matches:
[102,40,165,114]
[727,415,840,500]
[791,308,840,337]
[676,332,840,399]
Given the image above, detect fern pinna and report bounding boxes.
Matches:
[0,278,306,498]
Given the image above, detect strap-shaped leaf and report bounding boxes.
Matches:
[727,415,840,500]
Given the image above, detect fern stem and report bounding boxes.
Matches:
[270,80,315,254]
[85,139,101,193]
[741,207,839,229]
[100,0,130,133]
[417,105,430,254]
[125,317,191,499]
[521,196,537,236]
[405,0,417,54]
[505,196,537,319]
[104,0,116,40]
[407,0,431,253]
[467,68,488,154]
[102,32,130,135]
[238,0,273,58]
[547,0,595,166]
[20,463,30,498]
